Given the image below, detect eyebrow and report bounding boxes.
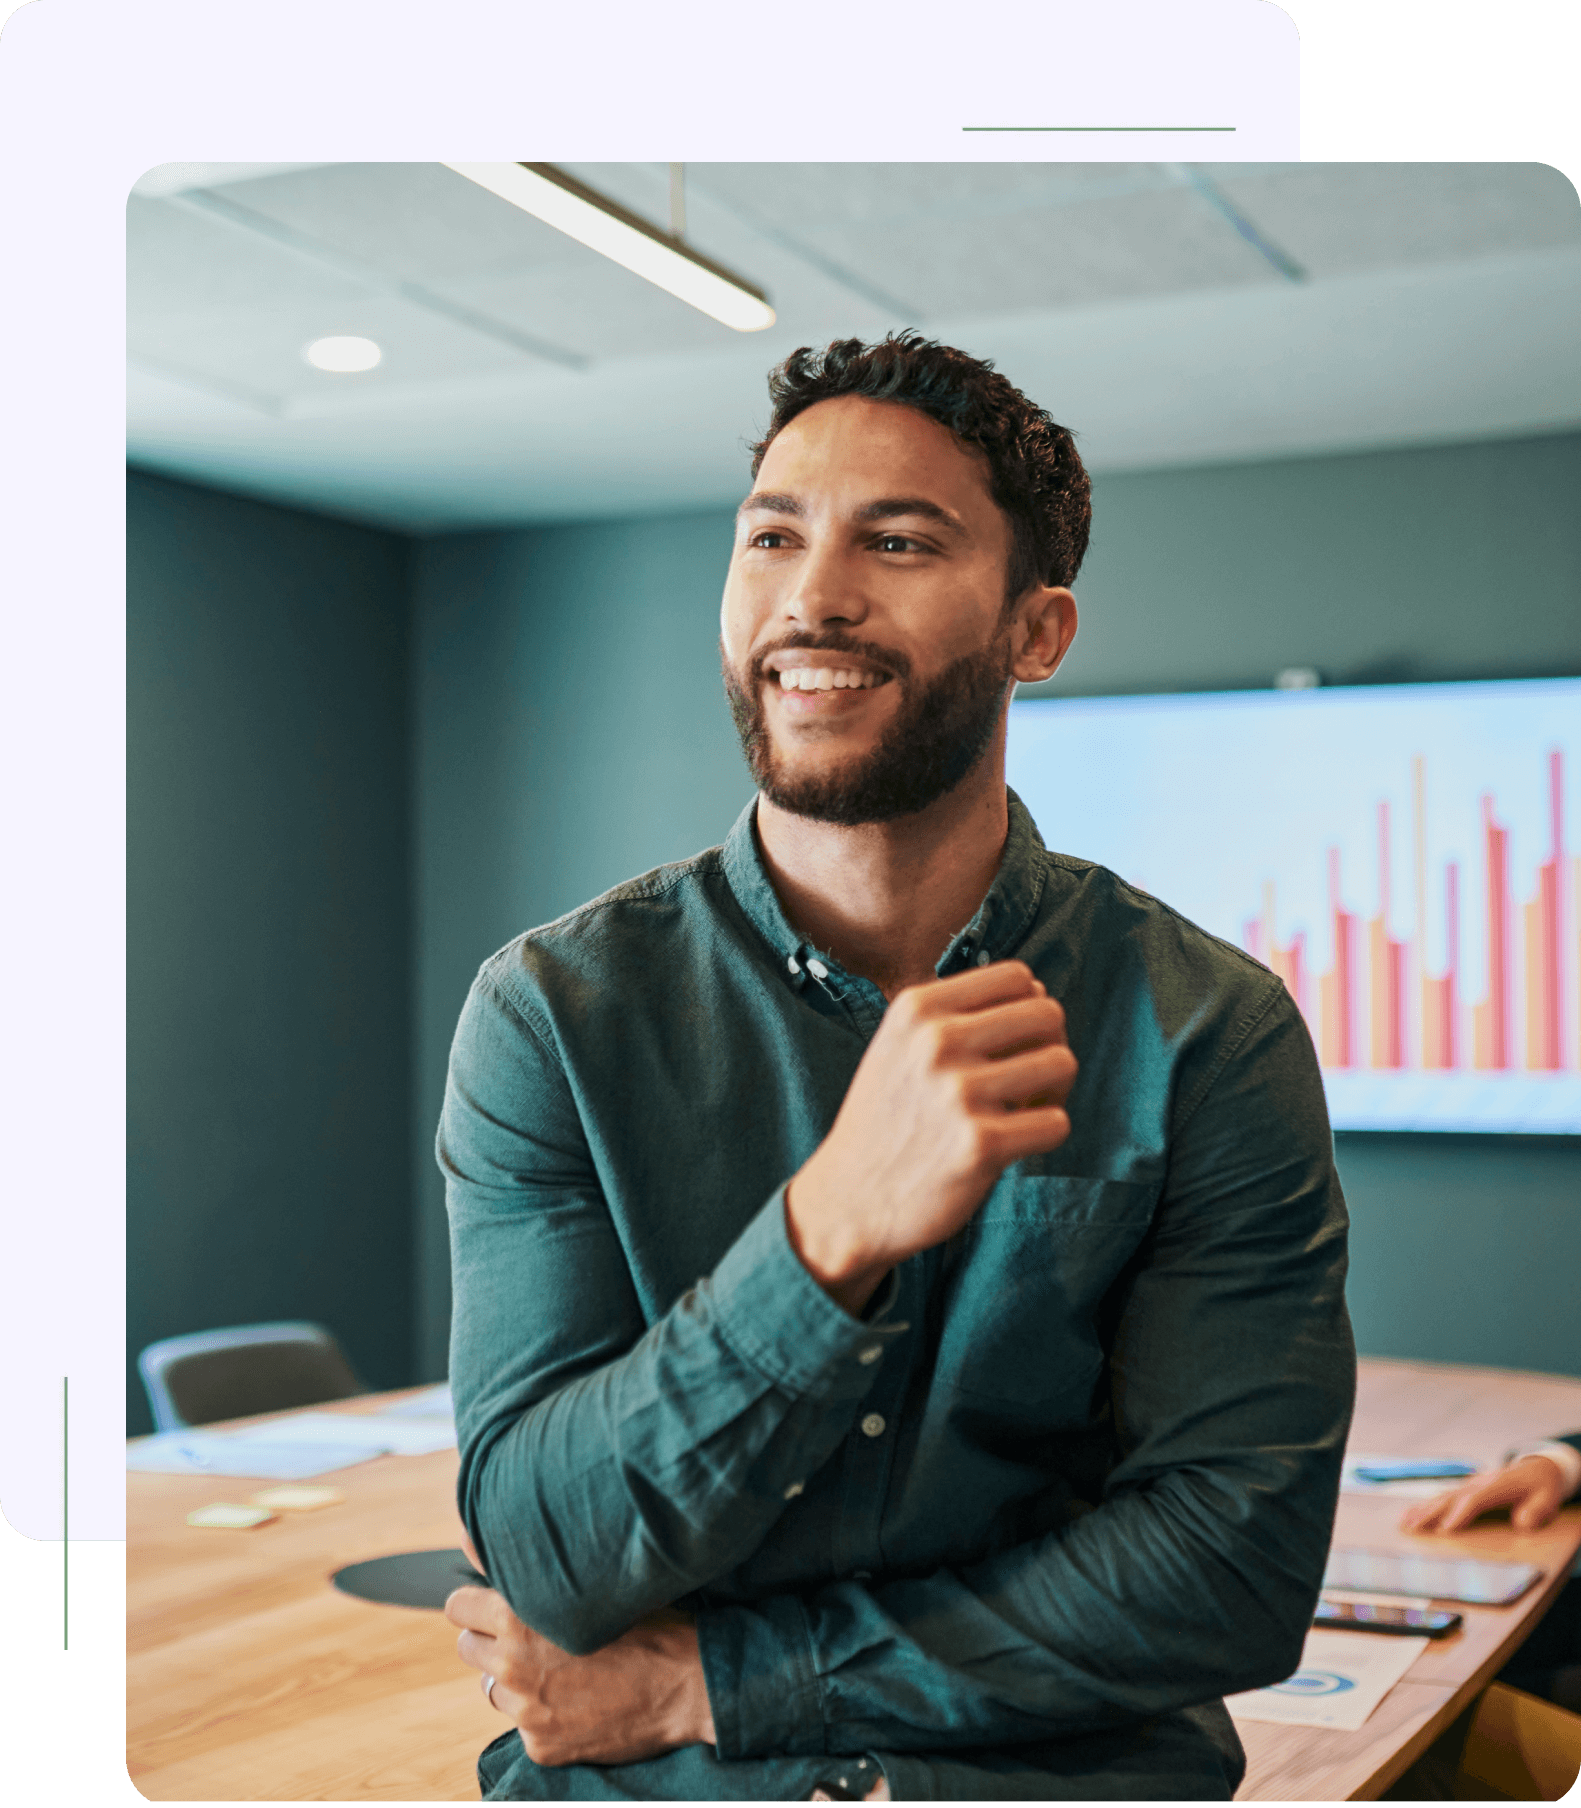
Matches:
[736,492,970,538]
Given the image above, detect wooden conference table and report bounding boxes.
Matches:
[127,1359,1581,1801]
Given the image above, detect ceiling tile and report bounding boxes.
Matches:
[205,162,592,281]
[1207,163,1581,277]
[690,162,1177,225]
[797,186,1281,316]
[129,291,552,408]
[127,195,369,317]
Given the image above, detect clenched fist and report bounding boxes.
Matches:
[786,959,1076,1314]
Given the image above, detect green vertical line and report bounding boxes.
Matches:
[63,1375,68,1651]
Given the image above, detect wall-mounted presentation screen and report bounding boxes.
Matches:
[1006,677,1581,1135]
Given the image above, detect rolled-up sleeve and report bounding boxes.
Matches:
[439,969,907,1656]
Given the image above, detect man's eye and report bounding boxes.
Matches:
[877,535,919,553]
[750,531,789,549]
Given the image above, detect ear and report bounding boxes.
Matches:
[1010,585,1077,685]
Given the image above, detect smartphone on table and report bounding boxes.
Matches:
[1313,1596,1463,1637]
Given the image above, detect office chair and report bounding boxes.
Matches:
[137,1320,365,1431]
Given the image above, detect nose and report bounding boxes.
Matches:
[782,539,868,631]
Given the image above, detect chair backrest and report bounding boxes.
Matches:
[137,1321,364,1430]
[1458,1681,1581,1801]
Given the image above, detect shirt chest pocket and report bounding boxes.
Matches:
[931,1174,1159,1414]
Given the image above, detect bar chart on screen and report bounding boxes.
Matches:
[1008,678,1581,1132]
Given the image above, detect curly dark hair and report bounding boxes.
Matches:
[749,332,1092,603]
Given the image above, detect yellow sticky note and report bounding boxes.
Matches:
[187,1502,277,1529]
[250,1485,345,1511]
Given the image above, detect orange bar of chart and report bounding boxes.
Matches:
[1471,796,1511,1070]
[1318,848,1357,1068]
[1420,861,1459,1070]
[1368,801,1407,1069]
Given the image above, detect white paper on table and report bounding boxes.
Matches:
[1339,1452,1483,1498]
[223,1411,456,1455]
[380,1384,453,1420]
[314,1413,456,1454]
[1224,1626,1430,1731]
[125,1430,385,1479]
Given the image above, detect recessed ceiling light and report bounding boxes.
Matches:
[304,335,382,373]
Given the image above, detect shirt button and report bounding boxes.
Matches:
[786,955,801,975]
[857,1344,883,1365]
[860,1412,886,1438]
[975,949,991,967]
[806,958,829,980]
[783,1480,804,1499]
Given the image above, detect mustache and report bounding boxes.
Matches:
[746,630,914,686]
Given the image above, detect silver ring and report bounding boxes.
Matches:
[482,1672,498,1707]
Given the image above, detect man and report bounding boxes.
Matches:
[439,333,1355,1800]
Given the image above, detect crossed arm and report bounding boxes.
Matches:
[439,963,1353,1770]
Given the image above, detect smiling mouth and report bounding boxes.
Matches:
[772,667,890,693]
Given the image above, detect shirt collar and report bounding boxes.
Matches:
[721,788,1048,984]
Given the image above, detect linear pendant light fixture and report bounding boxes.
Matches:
[442,162,776,332]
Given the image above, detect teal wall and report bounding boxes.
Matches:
[1027,432,1581,699]
[409,517,754,1370]
[127,470,414,1435]
[408,431,1581,1385]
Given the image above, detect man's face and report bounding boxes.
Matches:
[719,395,1023,826]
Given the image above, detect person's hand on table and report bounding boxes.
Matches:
[446,1533,715,1766]
[1400,1454,1570,1534]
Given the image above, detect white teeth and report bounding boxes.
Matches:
[776,667,880,691]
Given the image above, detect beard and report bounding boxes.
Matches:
[721,626,1015,826]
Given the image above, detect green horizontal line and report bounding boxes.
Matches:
[962,126,1237,133]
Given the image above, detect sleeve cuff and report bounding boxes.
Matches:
[697,1591,827,1760]
[706,1184,909,1399]
[1511,1440,1581,1499]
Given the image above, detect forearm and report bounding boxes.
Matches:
[701,1454,1338,1759]
[457,1189,906,1654]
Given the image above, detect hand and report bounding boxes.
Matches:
[445,1558,715,1767]
[786,960,1076,1314]
[1399,1454,1569,1534]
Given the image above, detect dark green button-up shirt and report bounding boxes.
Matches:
[439,792,1354,1800]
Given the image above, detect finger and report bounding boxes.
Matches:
[1400,1497,1449,1531]
[454,1626,499,1673]
[967,1044,1078,1109]
[1437,1477,1516,1531]
[949,994,1068,1060]
[1512,1484,1563,1531]
[977,1103,1072,1167]
[444,1583,513,1633]
[459,1530,486,1577]
[905,961,1040,1016]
